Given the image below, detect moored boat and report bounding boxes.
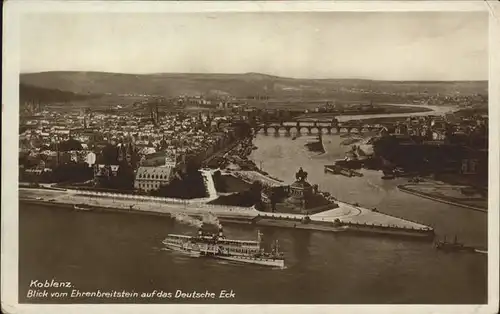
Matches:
[74,204,94,211]
[381,170,396,180]
[435,235,475,252]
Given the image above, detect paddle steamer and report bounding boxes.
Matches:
[163,228,285,268]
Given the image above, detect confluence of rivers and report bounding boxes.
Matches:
[19,104,487,304]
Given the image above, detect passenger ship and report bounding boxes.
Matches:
[162,228,285,268]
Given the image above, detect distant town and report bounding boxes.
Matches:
[19,79,488,213]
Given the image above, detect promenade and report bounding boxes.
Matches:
[19,186,433,236]
[256,201,431,231]
[222,170,284,188]
[311,201,431,229]
[20,187,258,219]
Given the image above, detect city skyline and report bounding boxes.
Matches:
[20,12,488,81]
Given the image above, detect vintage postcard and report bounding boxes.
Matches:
[2,1,499,314]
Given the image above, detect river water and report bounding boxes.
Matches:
[335,103,457,122]
[19,105,487,304]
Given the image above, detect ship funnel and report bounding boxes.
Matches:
[198,229,203,236]
[218,227,223,238]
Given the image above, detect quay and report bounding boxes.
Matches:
[398,184,487,213]
[19,186,434,239]
[221,170,285,188]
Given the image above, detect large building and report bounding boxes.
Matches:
[134,166,175,192]
[93,164,120,186]
[141,151,180,167]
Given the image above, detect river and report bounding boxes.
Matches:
[311,103,458,122]
[19,105,487,304]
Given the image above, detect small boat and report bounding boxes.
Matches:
[381,170,395,180]
[324,165,336,174]
[339,168,353,177]
[350,169,363,177]
[334,158,363,169]
[408,177,423,183]
[74,204,94,211]
[393,168,416,178]
[304,140,324,152]
[324,164,359,177]
[435,235,475,252]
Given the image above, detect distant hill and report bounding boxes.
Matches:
[20,71,488,101]
[20,83,101,104]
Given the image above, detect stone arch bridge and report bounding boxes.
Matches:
[255,120,386,136]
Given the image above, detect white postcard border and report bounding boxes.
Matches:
[2,1,499,314]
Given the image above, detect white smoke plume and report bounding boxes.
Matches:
[202,212,222,229]
[171,212,203,228]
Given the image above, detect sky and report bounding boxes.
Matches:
[20,12,488,81]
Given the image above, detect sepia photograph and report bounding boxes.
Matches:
[2,1,499,313]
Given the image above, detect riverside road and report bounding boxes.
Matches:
[19,184,431,234]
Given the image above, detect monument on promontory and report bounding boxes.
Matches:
[283,168,333,214]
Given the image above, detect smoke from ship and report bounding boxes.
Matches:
[202,212,222,229]
[202,212,224,237]
[171,212,203,228]
[171,212,223,232]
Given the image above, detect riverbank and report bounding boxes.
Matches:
[210,136,284,184]
[398,184,487,213]
[295,104,433,120]
[19,186,434,239]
